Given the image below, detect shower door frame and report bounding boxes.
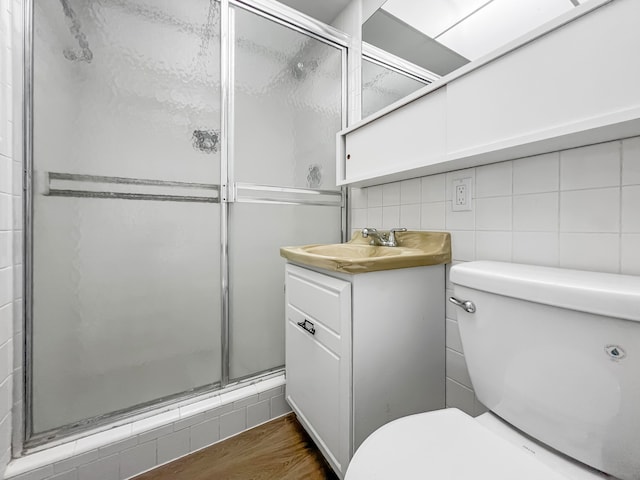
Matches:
[21,0,350,451]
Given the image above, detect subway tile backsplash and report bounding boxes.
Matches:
[351,136,640,415]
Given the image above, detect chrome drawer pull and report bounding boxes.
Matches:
[297,319,316,335]
[448,297,476,313]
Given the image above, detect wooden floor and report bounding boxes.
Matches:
[133,413,338,480]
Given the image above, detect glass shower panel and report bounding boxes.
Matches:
[232,6,343,190]
[228,203,342,379]
[229,6,343,380]
[32,0,222,433]
[362,58,427,119]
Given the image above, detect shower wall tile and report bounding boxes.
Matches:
[367,185,383,207]
[0,232,10,268]
[512,232,559,267]
[475,161,512,198]
[445,379,475,415]
[0,304,11,346]
[445,201,475,231]
[559,233,620,273]
[190,418,220,453]
[475,197,512,231]
[219,409,247,441]
[400,204,421,230]
[475,231,512,262]
[4,379,289,480]
[622,186,640,232]
[560,188,620,233]
[0,156,11,193]
[513,193,558,232]
[400,178,421,204]
[621,234,640,275]
[351,208,367,230]
[420,202,445,230]
[77,455,119,480]
[449,231,475,262]
[622,137,640,185]
[354,135,640,416]
[156,429,190,465]
[560,142,620,190]
[381,205,400,229]
[513,152,559,194]
[366,207,382,228]
[446,349,472,389]
[247,400,270,429]
[0,193,11,230]
[421,173,445,203]
[0,266,11,308]
[382,182,401,206]
[350,188,367,209]
[269,393,291,418]
[48,470,77,480]
[118,442,156,480]
[445,319,463,353]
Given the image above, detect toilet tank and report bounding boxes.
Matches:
[450,261,640,480]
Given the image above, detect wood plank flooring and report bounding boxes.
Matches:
[133,413,338,480]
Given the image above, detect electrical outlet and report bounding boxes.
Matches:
[455,184,467,206]
[452,177,472,211]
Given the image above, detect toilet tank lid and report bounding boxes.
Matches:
[450,261,640,322]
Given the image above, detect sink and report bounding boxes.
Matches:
[280,231,451,274]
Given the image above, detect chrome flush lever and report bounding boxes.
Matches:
[449,297,476,313]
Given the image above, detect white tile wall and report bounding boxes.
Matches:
[355,137,640,416]
[5,378,291,480]
[0,0,17,474]
[622,137,640,185]
[512,152,559,194]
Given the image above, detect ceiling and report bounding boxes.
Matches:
[276,0,352,24]
[376,0,585,61]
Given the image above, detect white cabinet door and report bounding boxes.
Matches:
[285,264,351,477]
[343,87,447,183]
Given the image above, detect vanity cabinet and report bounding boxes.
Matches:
[285,264,351,476]
[285,263,445,478]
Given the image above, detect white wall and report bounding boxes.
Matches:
[351,137,640,415]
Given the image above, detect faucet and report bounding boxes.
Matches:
[361,227,407,247]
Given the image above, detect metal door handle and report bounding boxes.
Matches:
[297,319,316,335]
[449,297,476,313]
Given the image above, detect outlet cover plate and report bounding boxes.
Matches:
[452,177,472,211]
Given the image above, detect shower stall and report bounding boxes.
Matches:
[26,0,347,446]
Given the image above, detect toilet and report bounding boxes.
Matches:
[345,261,640,480]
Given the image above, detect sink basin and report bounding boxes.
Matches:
[280,231,451,274]
[302,243,419,258]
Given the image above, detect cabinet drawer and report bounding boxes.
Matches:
[286,265,350,335]
[287,305,341,356]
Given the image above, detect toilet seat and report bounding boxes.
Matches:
[345,408,572,480]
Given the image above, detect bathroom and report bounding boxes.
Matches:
[0,0,639,479]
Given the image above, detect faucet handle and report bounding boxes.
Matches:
[388,227,407,247]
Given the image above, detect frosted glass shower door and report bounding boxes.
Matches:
[31,0,222,434]
[228,6,344,379]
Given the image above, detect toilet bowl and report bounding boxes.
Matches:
[345,262,640,480]
[345,409,607,479]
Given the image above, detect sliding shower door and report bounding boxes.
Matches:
[28,0,346,443]
[31,0,223,435]
[228,5,344,380]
